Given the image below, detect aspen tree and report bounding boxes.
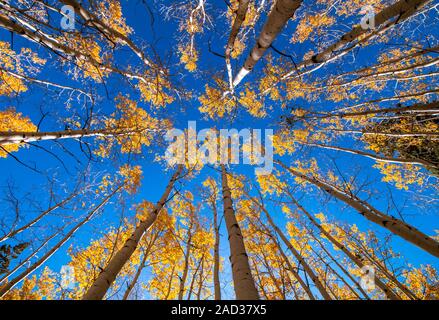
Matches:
[225,0,250,91]
[243,203,316,299]
[220,165,259,300]
[202,177,222,300]
[82,165,183,300]
[286,194,407,300]
[262,0,435,92]
[233,0,303,86]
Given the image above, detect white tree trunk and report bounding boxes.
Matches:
[233,0,303,86]
[221,165,259,300]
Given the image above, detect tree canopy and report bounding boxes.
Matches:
[0,0,438,300]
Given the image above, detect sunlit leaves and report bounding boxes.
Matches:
[291,13,335,43]
[179,44,198,72]
[198,84,236,118]
[0,109,37,157]
[96,0,133,38]
[118,164,143,194]
[58,34,109,81]
[137,72,175,108]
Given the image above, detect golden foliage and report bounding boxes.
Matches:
[179,44,198,72]
[291,14,335,43]
[137,72,174,108]
[198,84,236,118]
[59,34,108,81]
[239,87,266,117]
[0,109,37,157]
[97,1,132,37]
[118,164,143,194]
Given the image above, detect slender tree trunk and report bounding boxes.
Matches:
[276,160,439,258]
[0,186,121,297]
[247,193,332,300]
[196,257,205,300]
[319,266,338,300]
[273,234,316,300]
[286,194,401,300]
[122,233,159,300]
[339,89,439,112]
[340,227,420,300]
[122,253,148,300]
[251,257,270,299]
[0,129,130,146]
[0,233,57,285]
[59,0,155,68]
[186,257,201,301]
[0,12,149,83]
[245,202,315,299]
[296,142,435,168]
[211,198,222,300]
[187,255,205,300]
[314,236,370,300]
[334,45,439,80]
[233,0,303,86]
[299,101,439,121]
[320,58,439,90]
[309,237,363,300]
[164,264,177,300]
[310,0,432,64]
[82,165,183,300]
[317,127,439,138]
[225,0,250,91]
[178,220,194,300]
[268,0,433,91]
[220,165,259,300]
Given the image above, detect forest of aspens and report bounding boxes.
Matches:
[0,0,438,301]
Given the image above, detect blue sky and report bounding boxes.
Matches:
[0,0,438,299]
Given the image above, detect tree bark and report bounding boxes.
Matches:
[233,0,303,86]
[296,142,436,168]
[211,196,222,300]
[310,0,432,64]
[0,12,150,83]
[300,101,439,121]
[225,0,250,91]
[267,0,434,92]
[59,0,155,68]
[0,129,130,146]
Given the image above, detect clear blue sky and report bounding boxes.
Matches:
[0,0,438,299]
